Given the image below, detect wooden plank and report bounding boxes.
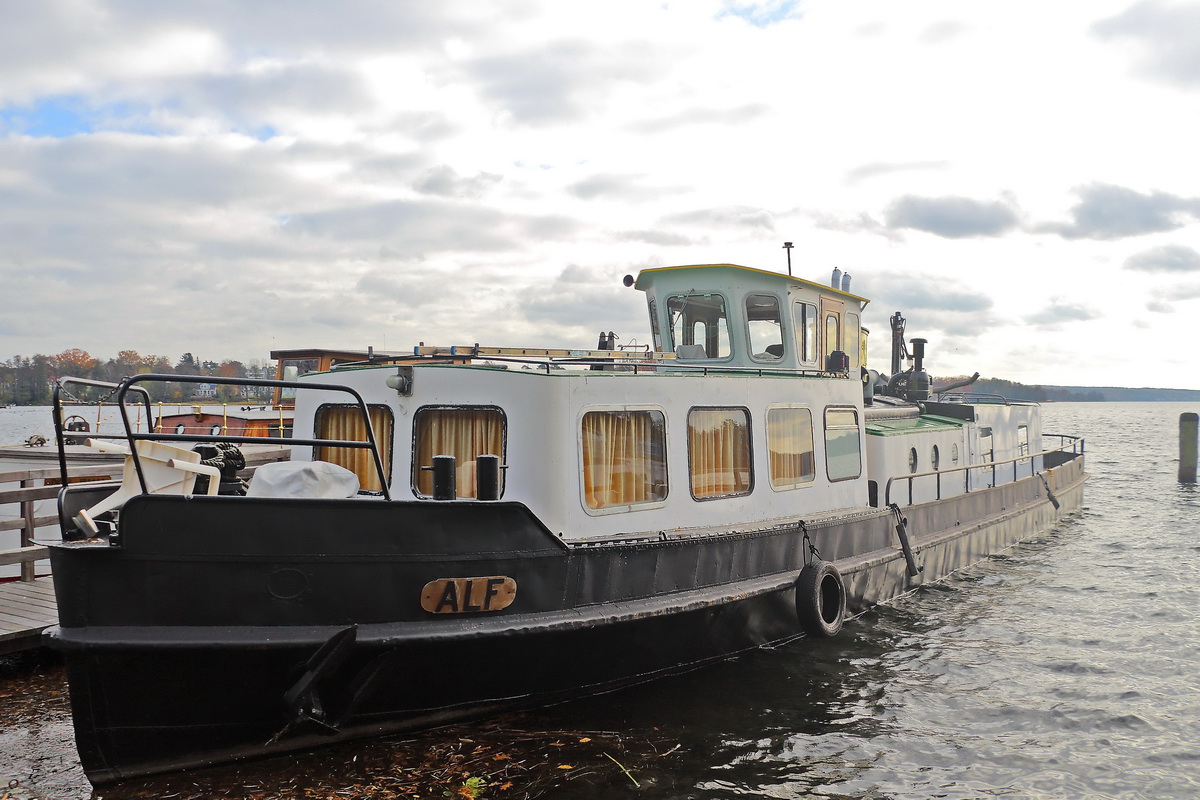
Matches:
[0,587,58,611]
[0,513,57,533]
[0,546,50,566]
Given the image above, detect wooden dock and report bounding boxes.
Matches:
[0,575,56,655]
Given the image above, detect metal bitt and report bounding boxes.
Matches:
[430,455,457,500]
[476,454,503,501]
[1181,412,1199,484]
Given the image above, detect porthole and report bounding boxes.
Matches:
[210,424,222,435]
[908,447,918,473]
[931,445,940,471]
[174,423,186,434]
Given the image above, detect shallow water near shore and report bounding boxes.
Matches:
[2,401,1199,799]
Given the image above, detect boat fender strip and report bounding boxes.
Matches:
[795,560,847,638]
[888,503,923,578]
[1038,472,1061,510]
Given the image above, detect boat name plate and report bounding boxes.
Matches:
[420,576,517,614]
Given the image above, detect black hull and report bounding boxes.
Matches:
[46,455,1086,783]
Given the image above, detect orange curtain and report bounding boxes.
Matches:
[414,408,504,498]
[688,409,751,499]
[316,406,393,492]
[581,410,665,509]
[767,407,815,488]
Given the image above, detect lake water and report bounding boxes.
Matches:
[2,402,1198,799]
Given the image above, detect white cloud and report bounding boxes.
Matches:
[2,0,1200,389]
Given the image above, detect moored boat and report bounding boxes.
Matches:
[43,263,1086,784]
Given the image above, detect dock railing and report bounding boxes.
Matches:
[884,434,1085,507]
[0,462,125,581]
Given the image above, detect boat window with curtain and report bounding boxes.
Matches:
[688,407,752,500]
[581,409,667,510]
[767,406,815,489]
[413,406,506,498]
[314,404,394,492]
[824,407,861,481]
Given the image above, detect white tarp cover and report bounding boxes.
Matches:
[247,460,360,499]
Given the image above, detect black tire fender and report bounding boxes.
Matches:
[795,560,847,637]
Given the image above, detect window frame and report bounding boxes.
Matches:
[687,405,754,501]
[411,404,508,499]
[793,301,818,365]
[666,292,733,361]
[766,405,816,491]
[578,405,669,515]
[314,402,395,492]
[745,293,785,363]
[823,405,862,482]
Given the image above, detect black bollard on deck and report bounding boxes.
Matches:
[476,454,502,501]
[430,455,458,500]
[1181,413,1199,484]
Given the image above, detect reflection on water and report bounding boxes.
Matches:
[4,403,1200,799]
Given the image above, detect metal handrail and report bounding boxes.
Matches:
[53,378,155,491]
[53,373,392,501]
[884,434,1085,506]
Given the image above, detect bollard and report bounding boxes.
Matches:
[431,455,458,500]
[476,454,502,501]
[1181,413,1199,484]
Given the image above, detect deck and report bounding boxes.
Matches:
[0,575,56,655]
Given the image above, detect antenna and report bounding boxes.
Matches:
[783,241,794,276]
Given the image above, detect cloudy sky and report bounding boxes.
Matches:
[2,0,1199,388]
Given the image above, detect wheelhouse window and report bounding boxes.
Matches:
[845,312,860,370]
[746,295,784,361]
[824,407,861,481]
[688,407,752,500]
[581,409,667,510]
[793,302,818,365]
[315,404,394,492]
[668,294,730,359]
[825,314,841,358]
[1017,424,1029,458]
[767,407,815,490]
[413,407,506,498]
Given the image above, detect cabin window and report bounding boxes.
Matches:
[746,295,784,361]
[647,297,662,351]
[413,407,506,498]
[1017,424,1029,458]
[845,312,860,370]
[979,426,994,464]
[931,445,941,471]
[668,294,730,359]
[581,409,668,510]
[767,407,815,489]
[279,357,320,402]
[688,407,752,500]
[793,302,818,364]
[825,314,841,358]
[315,404,394,492]
[824,407,861,481]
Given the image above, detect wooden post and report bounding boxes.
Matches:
[1181,412,1199,484]
[20,478,37,581]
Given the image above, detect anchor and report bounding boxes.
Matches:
[267,625,400,745]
